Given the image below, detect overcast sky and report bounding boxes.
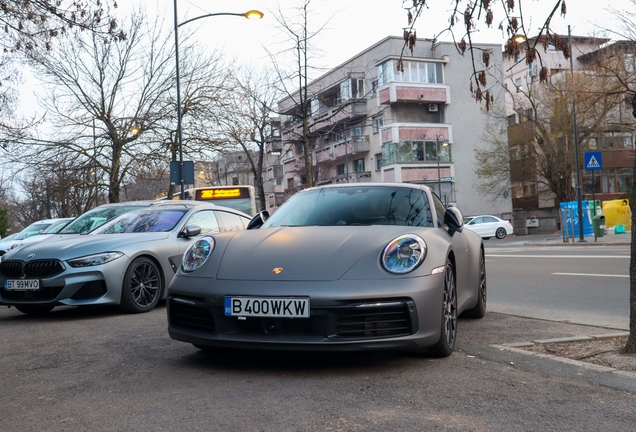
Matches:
[17,0,628,117]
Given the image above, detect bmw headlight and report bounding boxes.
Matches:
[182,237,215,273]
[381,235,427,274]
[67,252,124,268]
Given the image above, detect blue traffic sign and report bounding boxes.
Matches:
[584,151,602,171]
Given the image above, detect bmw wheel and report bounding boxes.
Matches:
[463,249,487,318]
[429,259,457,357]
[495,227,507,239]
[120,257,162,314]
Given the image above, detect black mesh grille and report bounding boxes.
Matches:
[70,281,107,300]
[169,297,216,333]
[0,260,65,279]
[1,286,64,302]
[335,303,412,338]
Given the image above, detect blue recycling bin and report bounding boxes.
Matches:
[560,200,593,238]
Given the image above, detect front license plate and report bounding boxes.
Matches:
[5,279,40,291]
[224,297,310,318]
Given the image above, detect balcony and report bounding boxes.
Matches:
[310,101,368,132]
[268,140,282,153]
[379,83,449,105]
[283,156,306,174]
[267,165,283,180]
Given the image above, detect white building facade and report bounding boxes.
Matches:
[276,36,512,217]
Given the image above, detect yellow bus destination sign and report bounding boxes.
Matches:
[198,188,243,199]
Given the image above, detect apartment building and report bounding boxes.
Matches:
[274,36,512,217]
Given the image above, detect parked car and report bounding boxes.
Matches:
[463,215,513,240]
[0,202,251,315]
[2,218,74,255]
[0,218,72,257]
[167,183,486,358]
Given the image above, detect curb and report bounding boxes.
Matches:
[524,241,631,247]
[491,332,636,380]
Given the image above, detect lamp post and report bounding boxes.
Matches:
[173,3,263,199]
[436,134,448,198]
[568,25,586,242]
[92,118,98,207]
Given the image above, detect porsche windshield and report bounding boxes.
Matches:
[264,186,434,227]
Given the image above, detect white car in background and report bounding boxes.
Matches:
[463,215,513,240]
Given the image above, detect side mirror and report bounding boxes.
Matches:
[444,207,464,236]
[179,225,202,238]
[247,210,270,230]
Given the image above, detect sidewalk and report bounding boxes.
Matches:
[521,229,631,246]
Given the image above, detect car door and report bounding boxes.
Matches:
[468,216,488,236]
[481,216,500,237]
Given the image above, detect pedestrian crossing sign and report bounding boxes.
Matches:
[584,151,602,171]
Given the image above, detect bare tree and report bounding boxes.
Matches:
[217,68,281,211]
[402,0,568,104]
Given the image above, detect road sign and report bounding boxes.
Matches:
[584,151,602,171]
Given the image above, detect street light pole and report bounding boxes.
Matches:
[568,25,586,242]
[93,118,98,207]
[172,4,263,199]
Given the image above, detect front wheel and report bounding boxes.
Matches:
[495,227,507,239]
[14,304,55,315]
[463,250,487,319]
[119,257,162,314]
[428,259,457,358]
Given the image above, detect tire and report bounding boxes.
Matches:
[463,249,487,319]
[495,227,507,239]
[428,259,457,358]
[14,304,55,315]
[119,257,163,314]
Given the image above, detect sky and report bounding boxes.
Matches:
[17,0,630,116]
[131,0,627,72]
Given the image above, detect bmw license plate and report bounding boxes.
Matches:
[5,279,40,291]
[224,297,310,318]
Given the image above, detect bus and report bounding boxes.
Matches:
[167,185,258,216]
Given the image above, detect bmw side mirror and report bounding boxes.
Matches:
[247,210,269,230]
[444,207,464,236]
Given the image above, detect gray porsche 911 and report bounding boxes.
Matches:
[167,183,486,357]
[0,202,251,315]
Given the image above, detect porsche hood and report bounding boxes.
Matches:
[216,226,413,281]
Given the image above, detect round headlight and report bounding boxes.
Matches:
[182,237,215,272]
[381,235,427,274]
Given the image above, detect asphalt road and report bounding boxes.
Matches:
[1,303,635,431]
[485,242,630,329]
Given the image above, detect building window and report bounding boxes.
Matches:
[232,177,239,185]
[287,178,294,189]
[371,80,378,95]
[381,141,452,166]
[583,168,633,194]
[375,153,382,171]
[372,116,384,133]
[515,78,522,93]
[353,158,365,172]
[377,60,443,85]
[595,131,633,149]
[351,126,363,136]
[336,164,345,175]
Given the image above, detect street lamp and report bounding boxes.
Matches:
[436,134,449,198]
[173,3,263,199]
[568,25,585,242]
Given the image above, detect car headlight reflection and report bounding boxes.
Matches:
[182,237,215,273]
[67,252,124,268]
[381,235,426,274]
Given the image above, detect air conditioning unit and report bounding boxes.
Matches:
[428,104,439,112]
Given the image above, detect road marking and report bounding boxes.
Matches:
[487,254,629,259]
[553,272,629,278]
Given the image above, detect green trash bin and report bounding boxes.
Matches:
[592,214,605,238]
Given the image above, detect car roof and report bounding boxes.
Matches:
[301,182,432,193]
[115,201,252,217]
